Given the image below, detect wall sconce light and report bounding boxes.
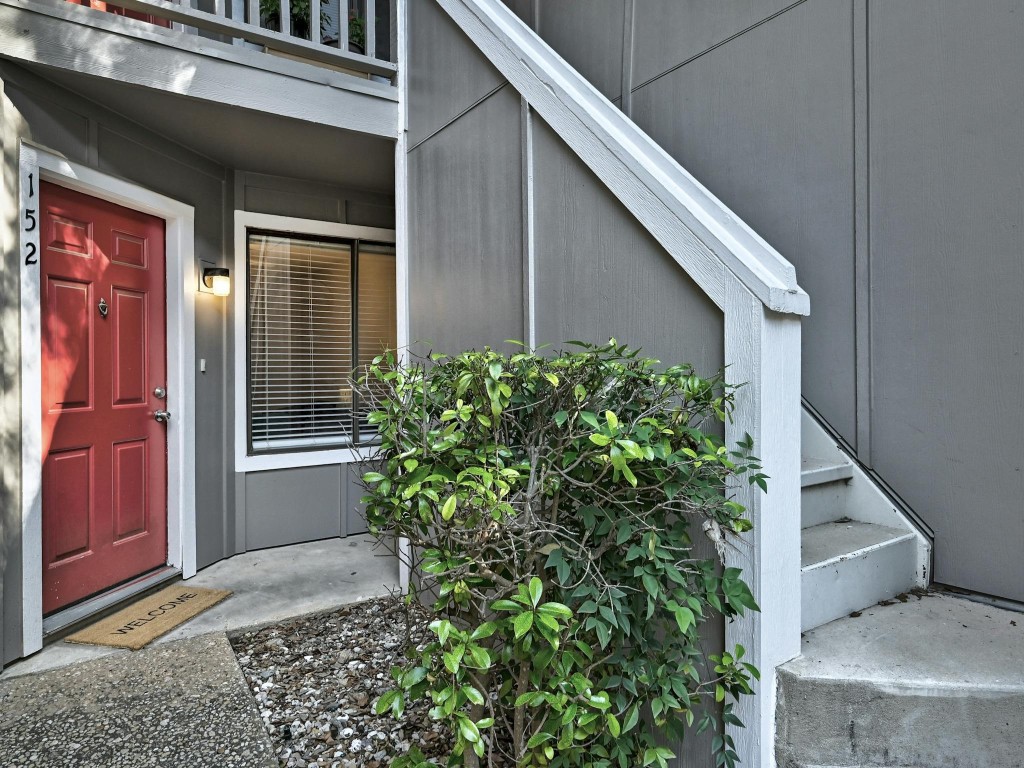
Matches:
[202,267,231,297]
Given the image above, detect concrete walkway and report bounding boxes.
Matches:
[2,535,400,679]
[0,535,400,767]
[0,634,276,768]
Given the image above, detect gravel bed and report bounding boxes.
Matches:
[231,597,451,767]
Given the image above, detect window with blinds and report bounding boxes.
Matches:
[247,230,396,454]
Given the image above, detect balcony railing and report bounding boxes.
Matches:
[65,0,397,80]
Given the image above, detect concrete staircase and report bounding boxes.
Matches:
[799,411,928,631]
[774,414,1024,766]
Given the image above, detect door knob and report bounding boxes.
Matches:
[154,410,171,423]
[154,387,166,399]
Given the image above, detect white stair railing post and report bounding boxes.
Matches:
[365,0,375,58]
[724,282,802,768]
[278,0,289,35]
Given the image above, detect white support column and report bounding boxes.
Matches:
[279,0,290,36]
[365,0,376,58]
[394,0,411,592]
[724,281,802,768]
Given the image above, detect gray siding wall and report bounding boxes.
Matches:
[0,63,394,663]
[514,0,1024,601]
[410,3,724,763]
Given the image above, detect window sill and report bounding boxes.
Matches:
[235,445,376,473]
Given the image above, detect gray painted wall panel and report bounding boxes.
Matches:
[346,201,397,229]
[500,0,535,27]
[867,1,1024,599]
[244,466,344,549]
[524,0,1024,599]
[240,171,396,228]
[631,0,857,448]
[532,116,723,372]
[631,0,793,88]
[408,0,506,149]
[345,463,367,535]
[2,84,89,165]
[536,0,624,102]
[408,85,524,354]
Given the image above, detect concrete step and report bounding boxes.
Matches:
[777,595,1024,768]
[801,521,918,631]
[801,459,854,528]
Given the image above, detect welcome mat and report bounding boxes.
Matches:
[65,585,232,651]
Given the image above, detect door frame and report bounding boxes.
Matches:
[18,140,197,655]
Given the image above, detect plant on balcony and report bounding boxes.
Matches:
[258,0,331,42]
[361,341,763,768]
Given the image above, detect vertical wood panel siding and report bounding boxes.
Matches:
[867,0,1024,599]
[407,0,507,149]
[531,116,724,372]
[630,0,795,88]
[535,0,625,103]
[408,84,524,354]
[630,0,856,449]
[522,0,1024,601]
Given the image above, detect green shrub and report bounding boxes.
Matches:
[361,341,763,768]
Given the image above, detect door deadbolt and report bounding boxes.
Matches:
[98,298,108,318]
[154,387,166,399]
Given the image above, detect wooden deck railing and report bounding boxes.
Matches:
[67,0,398,80]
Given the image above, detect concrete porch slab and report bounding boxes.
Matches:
[777,593,1024,767]
[2,535,400,679]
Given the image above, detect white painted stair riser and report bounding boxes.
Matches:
[801,532,919,631]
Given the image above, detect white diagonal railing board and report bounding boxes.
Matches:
[437,0,808,317]
[96,0,397,79]
[432,2,805,767]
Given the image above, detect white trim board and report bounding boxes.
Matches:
[232,211,396,473]
[18,141,197,655]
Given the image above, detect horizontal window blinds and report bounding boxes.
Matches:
[247,231,396,454]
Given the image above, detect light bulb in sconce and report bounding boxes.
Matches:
[203,267,231,297]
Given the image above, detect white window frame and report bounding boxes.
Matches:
[19,141,198,654]
[233,211,397,472]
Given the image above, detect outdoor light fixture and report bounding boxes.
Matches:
[202,267,231,297]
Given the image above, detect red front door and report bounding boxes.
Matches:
[41,182,168,615]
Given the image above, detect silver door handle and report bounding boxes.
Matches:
[154,410,171,423]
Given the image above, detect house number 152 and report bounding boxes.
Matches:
[24,172,37,266]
